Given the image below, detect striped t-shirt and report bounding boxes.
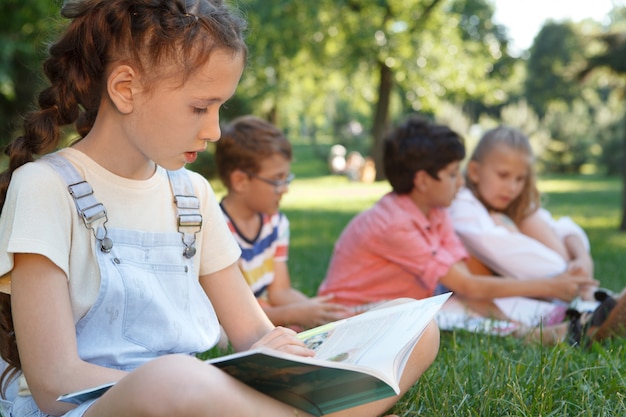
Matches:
[221,207,289,299]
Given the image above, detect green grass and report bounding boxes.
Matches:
[269,146,626,416]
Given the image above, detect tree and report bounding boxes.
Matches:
[578,31,626,230]
[0,0,60,148]
[525,22,586,119]
[239,0,512,179]
[333,0,445,179]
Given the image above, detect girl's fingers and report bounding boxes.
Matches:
[251,327,314,357]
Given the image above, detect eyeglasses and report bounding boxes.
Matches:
[245,172,295,193]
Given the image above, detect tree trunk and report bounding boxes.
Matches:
[371,61,393,181]
[619,107,626,232]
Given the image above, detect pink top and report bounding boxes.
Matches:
[318,192,467,306]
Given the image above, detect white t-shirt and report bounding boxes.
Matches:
[0,148,241,321]
[448,187,590,279]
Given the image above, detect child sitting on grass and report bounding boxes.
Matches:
[449,126,596,298]
[215,115,352,330]
[317,114,606,344]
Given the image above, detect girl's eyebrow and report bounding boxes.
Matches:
[195,94,235,104]
[194,96,225,103]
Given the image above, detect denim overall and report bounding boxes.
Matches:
[7,154,220,417]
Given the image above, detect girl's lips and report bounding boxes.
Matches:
[184,152,198,164]
[494,196,513,208]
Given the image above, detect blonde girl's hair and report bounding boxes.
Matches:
[465,126,541,224]
[0,0,247,396]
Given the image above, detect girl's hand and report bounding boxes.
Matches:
[567,255,596,300]
[250,327,315,357]
[551,273,599,302]
[567,254,594,279]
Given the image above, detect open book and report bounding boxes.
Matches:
[58,292,450,416]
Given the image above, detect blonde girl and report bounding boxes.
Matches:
[449,126,594,286]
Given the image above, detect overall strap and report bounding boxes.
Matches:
[167,169,202,259]
[41,154,113,253]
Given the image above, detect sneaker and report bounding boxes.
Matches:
[589,288,626,342]
[565,288,625,346]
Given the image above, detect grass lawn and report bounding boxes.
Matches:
[262,144,626,416]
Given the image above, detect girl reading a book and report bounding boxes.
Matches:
[0,1,439,416]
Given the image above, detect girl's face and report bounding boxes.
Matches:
[129,49,245,171]
[467,144,531,211]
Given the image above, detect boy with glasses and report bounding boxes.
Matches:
[216,116,352,330]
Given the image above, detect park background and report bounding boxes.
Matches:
[1,0,626,415]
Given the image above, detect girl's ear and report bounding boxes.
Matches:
[466,160,480,184]
[107,64,137,114]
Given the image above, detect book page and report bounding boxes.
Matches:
[300,293,450,377]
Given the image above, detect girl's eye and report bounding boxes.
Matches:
[193,107,208,114]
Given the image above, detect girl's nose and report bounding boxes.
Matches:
[201,113,221,142]
[507,179,519,193]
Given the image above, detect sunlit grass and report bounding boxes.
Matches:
[539,175,620,194]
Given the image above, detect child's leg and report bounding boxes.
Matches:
[85,322,439,417]
[84,354,313,417]
[515,322,569,345]
[326,320,440,417]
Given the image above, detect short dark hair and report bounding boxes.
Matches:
[383,114,465,194]
[215,115,292,189]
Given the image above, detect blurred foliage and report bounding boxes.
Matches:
[2,0,626,181]
[525,22,585,118]
[0,0,61,146]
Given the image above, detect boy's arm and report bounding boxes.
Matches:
[438,261,598,302]
[264,261,352,328]
[266,261,308,306]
